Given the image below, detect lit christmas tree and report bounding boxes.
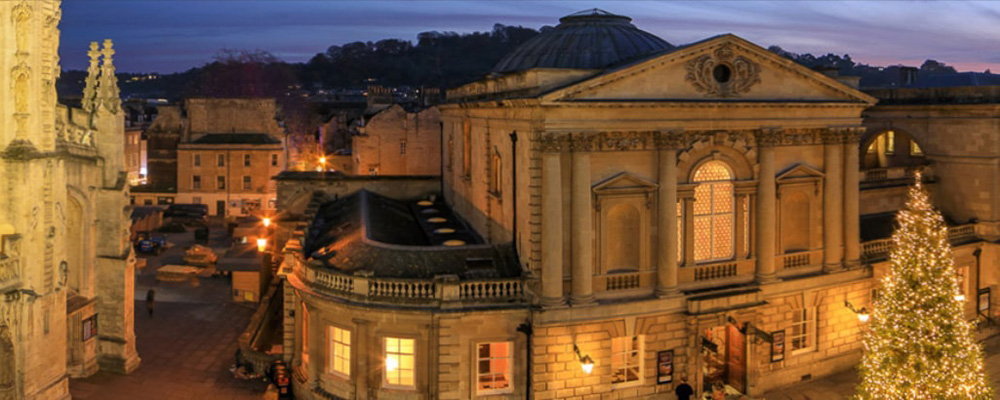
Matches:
[856,175,992,399]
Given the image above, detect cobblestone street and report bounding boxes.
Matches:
[70,223,269,399]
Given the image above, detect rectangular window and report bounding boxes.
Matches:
[243,176,251,190]
[193,153,201,167]
[385,337,415,388]
[400,140,407,155]
[328,326,351,377]
[244,154,251,167]
[218,154,225,167]
[477,342,512,394]
[910,141,924,156]
[885,131,895,155]
[217,176,226,190]
[271,153,279,167]
[192,196,201,204]
[192,175,201,190]
[611,335,643,385]
[790,308,816,353]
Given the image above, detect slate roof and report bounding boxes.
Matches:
[492,8,673,73]
[189,133,281,145]
[303,191,519,279]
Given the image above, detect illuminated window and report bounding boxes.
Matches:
[301,303,310,366]
[866,142,877,154]
[956,267,967,301]
[385,337,415,388]
[193,153,201,167]
[611,335,643,385]
[490,151,502,195]
[477,342,512,394]
[463,119,471,176]
[328,326,350,377]
[790,307,815,353]
[693,161,734,262]
[910,140,924,156]
[884,131,895,155]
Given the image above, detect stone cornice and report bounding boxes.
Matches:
[536,126,865,154]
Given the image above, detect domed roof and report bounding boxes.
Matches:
[492,9,673,74]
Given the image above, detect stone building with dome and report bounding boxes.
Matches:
[276,9,1000,399]
[0,1,140,398]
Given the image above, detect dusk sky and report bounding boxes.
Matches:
[60,1,1000,74]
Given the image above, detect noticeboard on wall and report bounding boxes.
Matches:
[771,330,785,363]
[978,287,991,317]
[82,314,98,342]
[657,350,673,384]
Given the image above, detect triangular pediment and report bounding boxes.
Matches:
[593,172,658,194]
[776,163,824,182]
[541,34,876,105]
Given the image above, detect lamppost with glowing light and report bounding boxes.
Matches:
[845,300,870,323]
[318,156,327,172]
[573,344,594,374]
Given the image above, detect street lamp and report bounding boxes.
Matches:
[573,344,594,374]
[845,300,870,323]
[319,156,327,172]
[262,217,271,228]
[256,238,267,252]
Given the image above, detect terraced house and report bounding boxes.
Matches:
[274,9,1000,399]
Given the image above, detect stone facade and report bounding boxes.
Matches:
[0,2,139,398]
[352,105,441,176]
[274,14,1000,400]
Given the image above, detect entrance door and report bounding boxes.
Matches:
[216,200,226,217]
[725,324,746,393]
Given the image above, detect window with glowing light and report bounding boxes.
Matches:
[790,307,815,353]
[910,140,924,156]
[884,130,895,155]
[476,342,512,394]
[327,326,350,378]
[693,161,734,262]
[611,335,643,385]
[384,337,415,388]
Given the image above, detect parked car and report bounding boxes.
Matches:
[135,231,167,255]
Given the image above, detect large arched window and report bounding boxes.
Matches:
[693,161,734,262]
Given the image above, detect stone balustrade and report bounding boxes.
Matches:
[678,259,755,285]
[777,250,822,271]
[307,266,526,308]
[861,223,977,262]
[861,165,932,184]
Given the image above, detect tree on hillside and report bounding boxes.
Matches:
[856,175,992,399]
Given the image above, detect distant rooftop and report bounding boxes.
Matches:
[188,133,281,145]
[303,191,518,279]
[491,8,673,74]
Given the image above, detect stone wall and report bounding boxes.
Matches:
[353,105,441,176]
[275,173,440,217]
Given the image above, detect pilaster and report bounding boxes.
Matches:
[755,129,778,283]
[822,131,844,272]
[570,134,595,305]
[655,131,683,297]
[539,134,568,307]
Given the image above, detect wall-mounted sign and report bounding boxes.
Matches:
[771,330,785,363]
[657,350,673,384]
[82,314,98,342]
[978,287,991,317]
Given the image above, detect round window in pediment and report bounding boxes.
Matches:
[713,64,732,83]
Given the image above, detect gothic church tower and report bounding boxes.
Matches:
[0,1,140,398]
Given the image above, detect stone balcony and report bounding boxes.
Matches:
[861,223,977,262]
[0,256,20,292]
[860,164,932,188]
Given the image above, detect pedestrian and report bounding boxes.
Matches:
[145,289,155,318]
[674,376,694,400]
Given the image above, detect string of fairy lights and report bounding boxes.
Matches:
[856,176,992,399]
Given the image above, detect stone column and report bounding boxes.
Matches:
[656,132,681,297]
[843,128,862,268]
[353,318,371,399]
[823,132,844,272]
[570,135,595,305]
[756,131,778,283]
[540,136,566,307]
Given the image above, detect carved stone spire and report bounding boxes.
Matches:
[97,39,121,114]
[81,42,100,112]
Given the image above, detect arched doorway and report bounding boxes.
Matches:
[862,130,927,169]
